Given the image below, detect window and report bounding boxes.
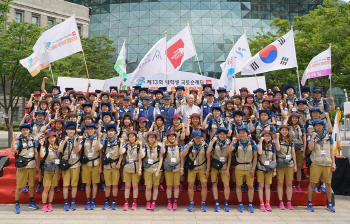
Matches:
[32,16,39,24]
[13,107,19,122]
[78,26,82,35]
[48,19,54,28]
[15,12,22,22]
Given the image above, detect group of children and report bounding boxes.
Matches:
[11,77,336,214]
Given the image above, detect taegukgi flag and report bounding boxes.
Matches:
[33,15,83,63]
[218,30,251,90]
[166,25,197,74]
[20,52,50,77]
[114,41,127,81]
[241,29,297,75]
[129,37,167,85]
[301,47,331,86]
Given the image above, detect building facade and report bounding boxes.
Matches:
[65,0,323,78]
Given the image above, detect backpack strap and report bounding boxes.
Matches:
[103,139,108,154]
[17,139,23,155]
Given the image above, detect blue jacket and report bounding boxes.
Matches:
[139,105,155,127]
[119,106,134,119]
[159,106,176,128]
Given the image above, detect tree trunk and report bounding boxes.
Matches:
[5,117,13,148]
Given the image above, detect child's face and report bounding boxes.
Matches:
[62,99,70,105]
[172,118,181,126]
[124,117,131,126]
[103,115,111,124]
[55,122,63,130]
[156,118,164,126]
[84,106,92,113]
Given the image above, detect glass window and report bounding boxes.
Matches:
[15,13,22,22]
[13,107,19,122]
[78,26,82,35]
[48,19,54,28]
[32,16,39,24]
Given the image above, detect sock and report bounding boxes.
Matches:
[167,198,171,204]
[133,198,137,203]
[113,196,117,202]
[15,200,19,205]
[147,200,150,203]
[92,198,95,203]
[64,198,68,204]
[239,201,243,205]
[38,182,42,185]
[233,182,236,186]
[30,197,34,203]
[49,202,52,204]
[174,198,178,203]
[152,200,156,204]
[287,200,291,202]
[215,199,219,204]
[87,198,90,203]
[248,202,252,205]
[260,200,264,205]
[190,201,194,205]
[308,201,312,205]
[297,181,301,185]
[72,198,76,203]
[225,199,229,205]
[102,181,105,184]
[105,197,109,203]
[279,200,283,203]
[328,202,332,206]
[266,200,270,204]
[125,198,129,203]
[201,201,205,204]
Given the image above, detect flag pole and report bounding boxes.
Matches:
[165,31,168,89]
[290,25,301,98]
[49,64,54,83]
[329,43,332,97]
[187,22,202,77]
[254,74,259,88]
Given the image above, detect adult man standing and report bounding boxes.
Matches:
[177,94,201,127]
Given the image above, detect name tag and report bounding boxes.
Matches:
[148,159,153,164]
[220,157,225,162]
[288,101,292,105]
[55,159,60,164]
[321,150,326,155]
[72,154,77,159]
[129,158,134,163]
[140,109,144,111]
[106,153,110,158]
[22,143,27,147]
[212,124,217,128]
[192,149,196,153]
[28,152,33,157]
[84,142,90,146]
[277,121,282,125]
[264,161,270,166]
[308,125,313,129]
[215,145,220,150]
[238,146,243,150]
[204,106,207,108]
[34,136,38,140]
[107,143,110,147]
[285,155,291,160]
[171,158,176,163]
[157,143,162,147]
[33,126,37,131]
[194,160,196,165]
[257,126,261,129]
[119,110,123,112]
[292,107,297,112]
[88,152,93,158]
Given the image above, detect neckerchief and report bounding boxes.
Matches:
[60,113,68,119]
[139,127,148,133]
[49,143,58,149]
[19,134,31,141]
[313,97,322,106]
[34,119,46,126]
[176,95,186,101]
[217,138,227,147]
[298,108,309,120]
[239,138,249,145]
[155,125,164,132]
[167,140,178,147]
[259,120,270,126]
[128,140,140,146]
[233,121,243,126]
[281,137,290,144]
[123,125,132,132]
[154,98,163,105]
[212,116,222,126]
[224,109,233,113]
[87,134,97,140]
[171,124,182,132]
[147,141,158,148]
[191,124,201,131]
[316,128,328,140]
[193,140,203,151]
[107,135,117,144]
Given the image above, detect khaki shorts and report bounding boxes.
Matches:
[210,167,230,183]
[16,168,36,188]
[188,168,207,183]
[276,167,294,181]
[295,151,304,164]
[144,170,162,186]
[256,171,273,184]
[104,168,120,186]
[123,170,140,183]
[235,169,254,186]
[62,167,80,187]
[43,171,59,187]
[310,163,332,184]
[164,170,181,186]
[82,164,100,184]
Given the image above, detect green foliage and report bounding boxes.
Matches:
[0,0,12,28]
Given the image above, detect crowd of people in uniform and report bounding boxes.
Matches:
[11,76,337,214]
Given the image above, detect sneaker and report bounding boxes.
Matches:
[173,202,178,210]
[313,185,318,192]
[265,203,272,212]
[197,183,202,191]
[279,202,285,210]
[120,183,125,191]
[224,203,230,212]
[81,183,86,191]
[47,204,53,212]
[296,185,303,193]
[28,202,39,210]
[90,202,96,210]
[111,202,117,210]
[159,184,165,192]
[167,203,172,210]
[233,184,236,193]
[241,185,247,193]
[292,185,298,193]
[123,202,129,211]
[42,204,49,212]
[63,203,69,211]
[254,184,259,192]
[302,171,310,180]
[84,202,91,210]
[15,204,20,214]
[179,184,183,192]
[102,202,110,210]
[260,204,266,212]
[287,202,293,210]
[70,202,77,211]
[151,202,156,210]
[307,203,314,212]
[131,202,137,210]
[238,204,244,213]
[247,204,254,213]
[36,183,42,193]
[201,202,207,212]
[188,203,195,212]
[54,186,59,192]
[22,184,29,193]
[319,184,326,193]
[327,204,335,213]
[214,203,220,212]
[100,183,106,192]
[146,201,151,210]
[138,183,143,191]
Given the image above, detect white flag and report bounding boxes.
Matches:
[33,15,83,63]
[166,25,197,74]
[114,41,127,81]
[241,29,297,75]
[129,37,167,85]
[218,31,251,90]
[301,47,331,86]
[20,52,50,77]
